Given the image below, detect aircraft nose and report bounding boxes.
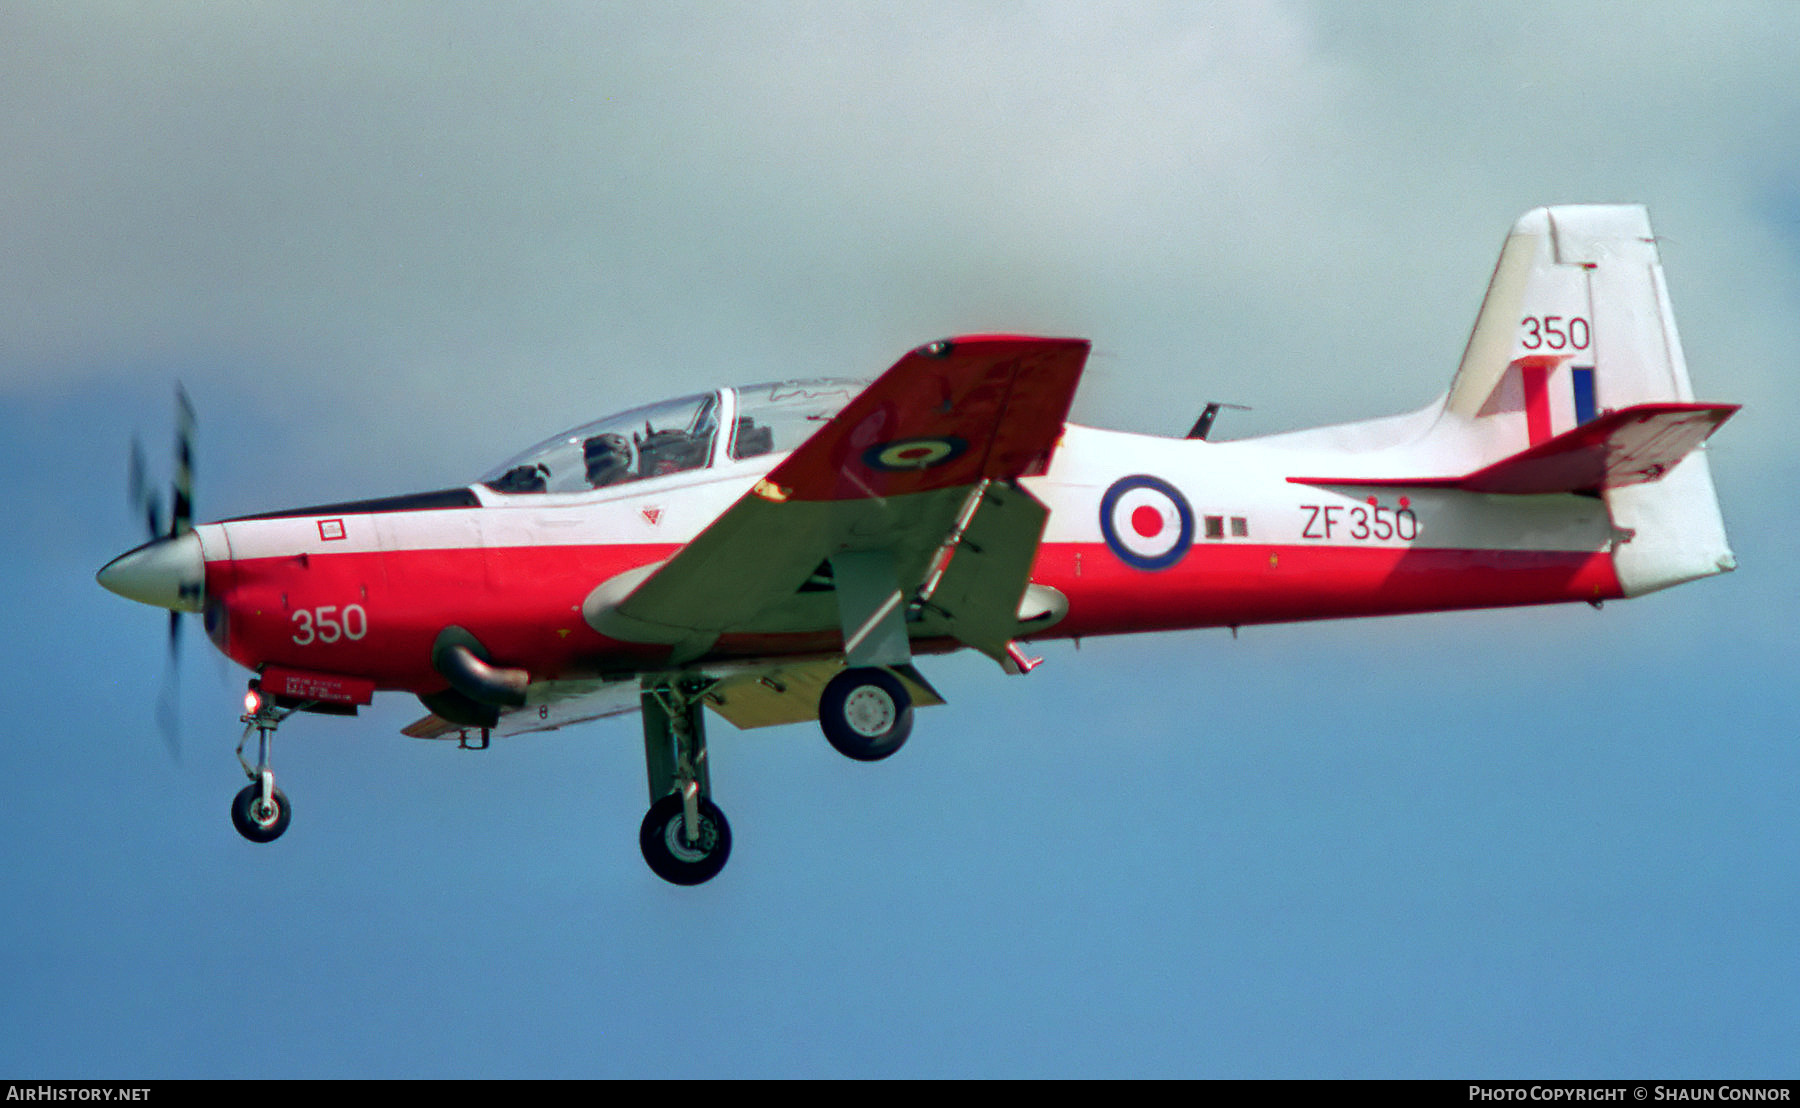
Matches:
[97,532,205,612]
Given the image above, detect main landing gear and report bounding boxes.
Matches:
[633,666,917,885]
[231,687,295,844]
[630,551,923,882]
[638,679,731,885]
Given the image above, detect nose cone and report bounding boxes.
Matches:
[97,531,205,612]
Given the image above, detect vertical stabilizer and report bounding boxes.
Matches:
[1443,205,1734,595]
[1443,208,1595,461]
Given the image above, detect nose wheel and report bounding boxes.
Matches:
[231,780,291,843]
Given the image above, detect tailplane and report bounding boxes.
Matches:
[1293,400,1736,496]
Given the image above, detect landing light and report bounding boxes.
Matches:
[244,689,263,716]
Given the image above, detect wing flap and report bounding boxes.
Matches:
[915,480,1053,660]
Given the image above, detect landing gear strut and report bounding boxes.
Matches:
[232,687,295,844]
[638,678,731,885]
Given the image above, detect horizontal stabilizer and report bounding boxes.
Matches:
[1291,402,1738,495]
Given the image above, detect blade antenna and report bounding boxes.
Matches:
[1187,402,1251,441]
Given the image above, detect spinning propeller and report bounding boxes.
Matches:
[104,386,201,759]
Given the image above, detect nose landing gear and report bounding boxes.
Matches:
[231,686,298,844]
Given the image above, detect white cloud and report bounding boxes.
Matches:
[3,1,1794,494]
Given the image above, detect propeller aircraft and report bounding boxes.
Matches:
[98,206,1739,884]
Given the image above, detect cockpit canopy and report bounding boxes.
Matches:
[479,378,866,495]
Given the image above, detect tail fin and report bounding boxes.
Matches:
[1442,205,1735,595]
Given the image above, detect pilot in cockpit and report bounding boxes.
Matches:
[583,432,633,488]
[636,421,711,478]
[487,462,549,494]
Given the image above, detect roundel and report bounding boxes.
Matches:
[862,436,968,472]
[1099,475,1194,571]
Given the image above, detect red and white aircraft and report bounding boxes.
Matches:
[99,206,1738,884]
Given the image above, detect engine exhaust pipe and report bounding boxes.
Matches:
[431,626,529,708]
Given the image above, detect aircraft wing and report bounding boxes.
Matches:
[584,334,1090,665]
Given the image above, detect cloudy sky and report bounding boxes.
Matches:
[3,2,1796,1077]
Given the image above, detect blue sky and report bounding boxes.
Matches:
[3,2,1797,1077]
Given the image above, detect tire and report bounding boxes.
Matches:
[231,783,291,844]
[819,666,913,762]
[639,793,731,886]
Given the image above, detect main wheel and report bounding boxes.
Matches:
[231,783,291,844]
[819,666,913,762]
[639,793,732,886]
